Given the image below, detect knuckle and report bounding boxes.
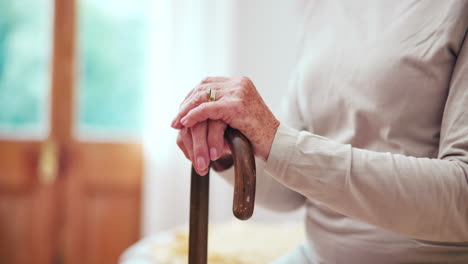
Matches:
[191,85,204,96]
[231,100,243,113]
[198,102,208,112]
[196,84,205,92]
[239,76,252,87]
[235,77,243,86]
[199,90,208,102]
[196,90,208,104]
[176,134,184,146]
[188,96,200,107]
[235,87,247,98]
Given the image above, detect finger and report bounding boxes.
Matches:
[180,81,226,109]
[172,87,207,128]
[178,83,213,109]
[181,101,227,128]
[171,78,230,129]
[180,77,228,103]
[172,86,224,129]
[181,127,194,161]
[176,131,191,160]
[191,121,210,175]
[207,120,227,161]
[181,85,198,104]
[173,84,213,128]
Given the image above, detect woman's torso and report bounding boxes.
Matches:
[294,1,468,263]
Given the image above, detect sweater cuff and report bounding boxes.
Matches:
[264,123,299,179]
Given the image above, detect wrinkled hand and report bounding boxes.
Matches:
[176,119,229,175]
[172,76,280,162]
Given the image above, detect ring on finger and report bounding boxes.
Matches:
[206,88,216,102]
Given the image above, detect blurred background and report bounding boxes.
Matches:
[0,0,307,263]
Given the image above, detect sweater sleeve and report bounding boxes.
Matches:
[215,157,306,212]
[264,37,468,242]
[216,70,307,212]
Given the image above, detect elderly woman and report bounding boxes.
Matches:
[172,1,468,263]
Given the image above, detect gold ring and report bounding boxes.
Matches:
[206,88,216,102]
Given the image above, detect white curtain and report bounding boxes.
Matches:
[142,0,308,236]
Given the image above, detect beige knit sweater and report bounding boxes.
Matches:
[221,1,468,263]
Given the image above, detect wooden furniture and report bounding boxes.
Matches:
[0,1,142,263]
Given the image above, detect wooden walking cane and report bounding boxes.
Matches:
[188,126,256,264]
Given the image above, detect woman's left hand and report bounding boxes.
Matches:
[171,76,280,161]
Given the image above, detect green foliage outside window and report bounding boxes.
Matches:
[0,0,148,136]
[0,0,52,132]
[77,0,149,136]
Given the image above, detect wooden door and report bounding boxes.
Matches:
[0,0,59,263]
[0,141,55,264]
[0,1,143,263]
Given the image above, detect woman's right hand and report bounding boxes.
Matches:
[176,119,233,175]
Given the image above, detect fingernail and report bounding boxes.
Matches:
[171,118,177,127]
[210,147,218,161]
[181,117,187,125]
[197,156,207,171]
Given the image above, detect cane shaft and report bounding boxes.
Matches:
[188,166,209,264]
[187,127,255,264]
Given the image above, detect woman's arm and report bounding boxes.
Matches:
[215,157,306,212]
[214,74,307,212]
[264,38,468,242]
[172,37,468,242]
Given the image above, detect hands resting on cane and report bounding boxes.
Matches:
[171,76,280,175]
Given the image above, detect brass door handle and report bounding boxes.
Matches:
[38,138,59,185]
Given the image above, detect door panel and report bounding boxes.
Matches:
[0,142,38,190]
[0,167,59,264]
[57,0,143,262]
[72,143,142,188]
[0,1,55,263]
[0,0,144,263]
[83,194,140,264]
[0,195,33,264]
[71,2,147,261]
[64,143,142,264]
